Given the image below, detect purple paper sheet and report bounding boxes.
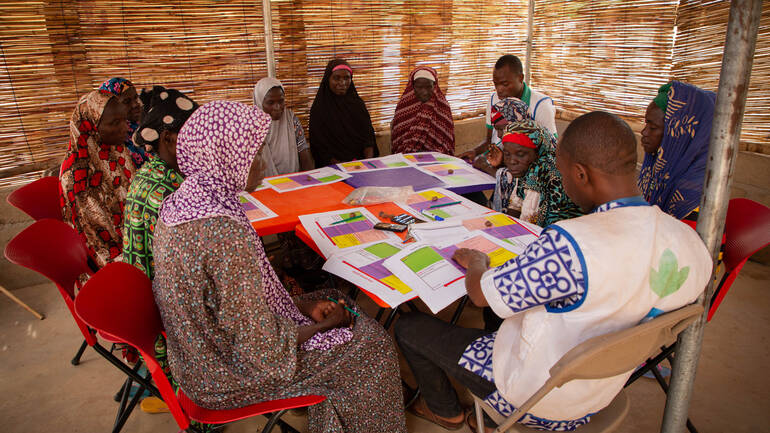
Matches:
[359,260,391,280]
[344,166,444,191]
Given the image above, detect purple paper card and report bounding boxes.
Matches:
[485,223,531,239]
[344,167,444,191]
[288,174,322,186]
[359,260,392,280]
[409,195,457,212]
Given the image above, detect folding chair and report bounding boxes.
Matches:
[4,219,160,433]
[2,176,62,320]
[75,262,326,433]
[473,304,704,433]
[625,199,770,433]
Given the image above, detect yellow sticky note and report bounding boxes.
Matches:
[488,247,517,268]
[486,214,515,227]
[268,177,292,185]
[381,275,413,294]
[419,190,445,201]
[332,233,360,248]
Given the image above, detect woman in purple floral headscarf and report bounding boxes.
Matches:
[152,101,406,432]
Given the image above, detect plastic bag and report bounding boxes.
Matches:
[343,186,415,206]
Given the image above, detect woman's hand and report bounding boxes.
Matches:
[319,302,352,330]
[297,300,336,323]
[487,145,503,167]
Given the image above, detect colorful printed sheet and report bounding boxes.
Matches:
[398,188,488,221]
[298,207,401,257]
[411,212,541,254]
[417,162,495,188]
[263,167,351,193]
[336,154,413,173]
[238,192,278,222]
[322,241,415,308]
[383,231,520,313]
[404,151,467,166]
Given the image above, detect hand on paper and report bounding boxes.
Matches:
[452,248,490,269]
[458,149,477,162]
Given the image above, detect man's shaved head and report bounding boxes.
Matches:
[560,111,637,175]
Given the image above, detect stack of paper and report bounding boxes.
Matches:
[298,207,402,258]
[263,166,351,193]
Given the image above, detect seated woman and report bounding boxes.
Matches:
[638,81,716,220]
[60,90,135,268]
[123,86,198,279]
[390,66,455,155]
[99,77,147,167]
[253,77,314,175]
[475,98,583,226]
[309,59,378,166]
[152,101,406,433]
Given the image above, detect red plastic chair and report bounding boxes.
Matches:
[625,198,770,433]
[707,198,770,321]
[75,262,326,433]
[4,219,159,433]
[6,176,62,221]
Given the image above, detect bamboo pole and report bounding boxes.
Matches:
[525,0,533,84]
[660,1,762,432]
[0,285,45,320]
[262,0,276,78]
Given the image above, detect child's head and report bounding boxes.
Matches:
[557,111,638,212]
[493,55,524,99]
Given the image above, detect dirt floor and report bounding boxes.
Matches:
[0,261,768,433]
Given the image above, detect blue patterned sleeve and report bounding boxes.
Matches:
[481,227,587,318]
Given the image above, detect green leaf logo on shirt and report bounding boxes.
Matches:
[650,249,690,298]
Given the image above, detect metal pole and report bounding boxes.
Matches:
[262,0,276,78]
[660,1,762,432]
[525,0,534,84]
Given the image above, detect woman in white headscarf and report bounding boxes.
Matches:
[253,77,314,175]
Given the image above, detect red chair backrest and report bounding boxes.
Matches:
[4,219,95,343]
[708,198,770,321]
[7,176,62,221]
[74,262,191,429]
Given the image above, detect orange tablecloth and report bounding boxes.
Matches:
[294,201,413,309]
[249,182,354,235]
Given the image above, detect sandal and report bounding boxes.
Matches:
[407,397,465,431]
[465,410,495,433]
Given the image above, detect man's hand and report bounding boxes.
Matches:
[452,248,490,269]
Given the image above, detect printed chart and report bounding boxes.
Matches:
[264,167,351,193]
[384,231,519,313]
[337,154,412,172]
[399,188,488,221]
[299,207,401,257]
[323,241,415,308]
[411,213,541,254]
[238,193,278,222]
[417,162,495,188]
[404,152,466,166]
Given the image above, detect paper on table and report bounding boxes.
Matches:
[383,231,521,313]
[404,151,467,166]
[416,162,496,188]
[298,207,402,258]
[411,212,542,255]
[263,166,351,193]
[336,154,413,172]
[322,241,416,308]
[238,192,278,222]
[398,188,489,221]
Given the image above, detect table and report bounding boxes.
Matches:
[250,182,353,236]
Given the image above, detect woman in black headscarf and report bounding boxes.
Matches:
[309,59,378,167]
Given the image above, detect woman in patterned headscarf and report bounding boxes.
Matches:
[488,113,583,227]
[59,90,135,268]
[99,77,148,167]
[152,101,406,432]
[638,81,715,220]
[390,66,455,154]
